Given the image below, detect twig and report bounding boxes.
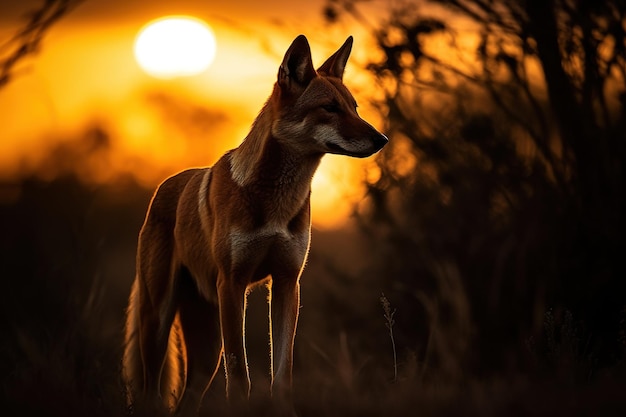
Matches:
[380,293,398,382]
[0,0,84,88]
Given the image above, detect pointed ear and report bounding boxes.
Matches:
[317,36,353,79]
[278,35,316,93]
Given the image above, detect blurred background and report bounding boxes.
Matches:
[1,0,626,415]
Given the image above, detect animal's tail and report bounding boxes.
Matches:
[163,313,186,410]
[122,278,143,409]
[122,278,186,411]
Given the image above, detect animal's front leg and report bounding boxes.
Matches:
[270,275,300,404]
[217,272,250,402]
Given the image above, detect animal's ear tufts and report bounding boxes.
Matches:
[317,36,353,79]
[278,34,316,91]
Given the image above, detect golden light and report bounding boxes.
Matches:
[134,16,217,79]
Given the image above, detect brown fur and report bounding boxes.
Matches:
[122,35,387,414]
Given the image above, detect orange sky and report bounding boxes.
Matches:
[0,0,386,228]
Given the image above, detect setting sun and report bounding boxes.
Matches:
[134,16,217,79]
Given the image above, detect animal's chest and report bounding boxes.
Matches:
[229,225,310,281]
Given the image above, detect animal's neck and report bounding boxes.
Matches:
[255,137,322,193]
[229,101,274,187]
[229,97,323,221]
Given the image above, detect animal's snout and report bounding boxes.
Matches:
[373,133,389,151]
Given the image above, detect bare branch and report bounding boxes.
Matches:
[0,0,84,88]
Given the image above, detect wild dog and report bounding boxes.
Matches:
[122,34,388,414]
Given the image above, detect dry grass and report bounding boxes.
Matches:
[2,177,626,416]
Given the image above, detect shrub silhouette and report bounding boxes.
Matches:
[325,0,626,378]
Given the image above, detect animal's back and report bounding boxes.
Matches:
[141,168,205,237]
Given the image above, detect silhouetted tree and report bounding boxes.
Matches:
[325,0,626,376]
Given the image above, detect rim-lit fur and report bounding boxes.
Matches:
[122,34,387,414]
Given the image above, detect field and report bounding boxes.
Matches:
[2,175,626,416]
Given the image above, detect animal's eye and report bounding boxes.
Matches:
[322,103,340,113]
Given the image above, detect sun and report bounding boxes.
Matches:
[134,16,217,79]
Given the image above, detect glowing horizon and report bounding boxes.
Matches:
[0,7,384,229]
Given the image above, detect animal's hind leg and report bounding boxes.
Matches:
[136,244,180,408]
[137,284,179,408]
[175,275,223,414]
